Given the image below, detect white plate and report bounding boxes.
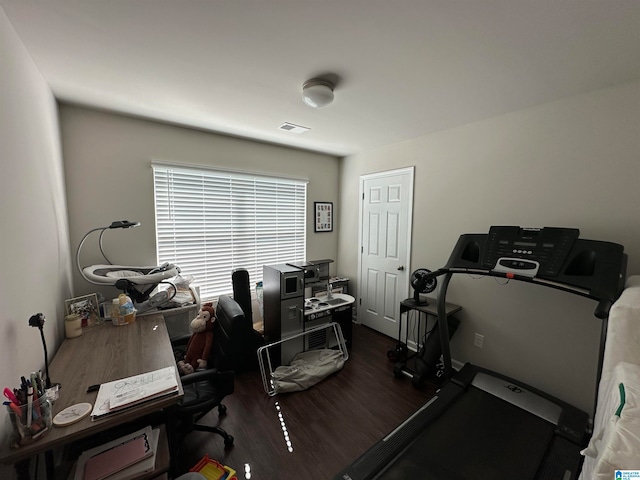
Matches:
[53,402,92,427]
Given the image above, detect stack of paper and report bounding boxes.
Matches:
[91,367,179,419]
[74,426,160,480]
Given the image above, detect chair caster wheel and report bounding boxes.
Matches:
[393,363,403,378]
[218,404,227,416]
[224,435,234,447]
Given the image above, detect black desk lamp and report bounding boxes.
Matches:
[28,313,54,389]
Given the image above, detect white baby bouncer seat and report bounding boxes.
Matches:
[77,220,180,305]
[82,263,179,299]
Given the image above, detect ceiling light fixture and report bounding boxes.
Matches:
[302,79,335,108]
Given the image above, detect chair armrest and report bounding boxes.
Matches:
[179,368,234,387]
[180,368,218,384]
[179,368,235,412]
[171,334,192,347]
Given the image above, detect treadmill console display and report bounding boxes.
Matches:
[482,226,580,277]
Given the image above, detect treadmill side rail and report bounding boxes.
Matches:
[333,380,465,480]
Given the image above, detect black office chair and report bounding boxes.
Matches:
[232,268,253,322]
[171,326,235,457]
[216,294,265,372]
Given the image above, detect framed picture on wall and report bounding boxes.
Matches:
[314,202,333,232]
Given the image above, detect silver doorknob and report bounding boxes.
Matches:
[397,266,405,271]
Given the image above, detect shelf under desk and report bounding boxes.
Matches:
[0,313,183,478]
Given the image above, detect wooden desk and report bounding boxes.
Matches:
[0,313,183,478]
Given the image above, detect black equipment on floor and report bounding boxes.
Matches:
[409,314,459,387]
[335,226,627,480]
[387,268,438,365]
[390,299,462,386]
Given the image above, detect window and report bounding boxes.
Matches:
[153,163,307,300]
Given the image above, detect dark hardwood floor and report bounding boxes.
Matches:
[178,324,437,480]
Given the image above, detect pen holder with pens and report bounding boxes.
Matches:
[6,393,52,448]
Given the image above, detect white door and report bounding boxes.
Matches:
[358,167,414,338]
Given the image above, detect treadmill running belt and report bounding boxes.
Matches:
[376,386,555,480]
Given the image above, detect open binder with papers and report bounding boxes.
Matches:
[90,366,179,419]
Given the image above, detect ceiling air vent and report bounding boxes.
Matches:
[278,122,310,134]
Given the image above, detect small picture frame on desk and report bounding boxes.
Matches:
[65,293,101,328]
[314,202,333,232]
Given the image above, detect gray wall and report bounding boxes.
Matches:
[0,10,72,478]
[59,105,341,302]
[338,80,640,414]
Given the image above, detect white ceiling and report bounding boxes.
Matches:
[2,1,639,157]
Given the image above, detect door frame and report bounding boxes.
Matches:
[356,166,414,330]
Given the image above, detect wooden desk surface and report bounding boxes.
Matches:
[0,313,183,464]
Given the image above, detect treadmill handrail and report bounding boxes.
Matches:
[427,265,615,318]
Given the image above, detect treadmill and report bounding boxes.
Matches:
[335,226,627,480]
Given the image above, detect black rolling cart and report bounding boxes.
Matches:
[391,298,461,387]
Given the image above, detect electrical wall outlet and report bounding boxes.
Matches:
[474,333,484,348]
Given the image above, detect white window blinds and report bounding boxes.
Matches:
[153,164,307,300]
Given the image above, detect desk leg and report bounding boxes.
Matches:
[165,405,180,478]
[14,459,29,480]
[13,451,55,480]
[45,450,55,480]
